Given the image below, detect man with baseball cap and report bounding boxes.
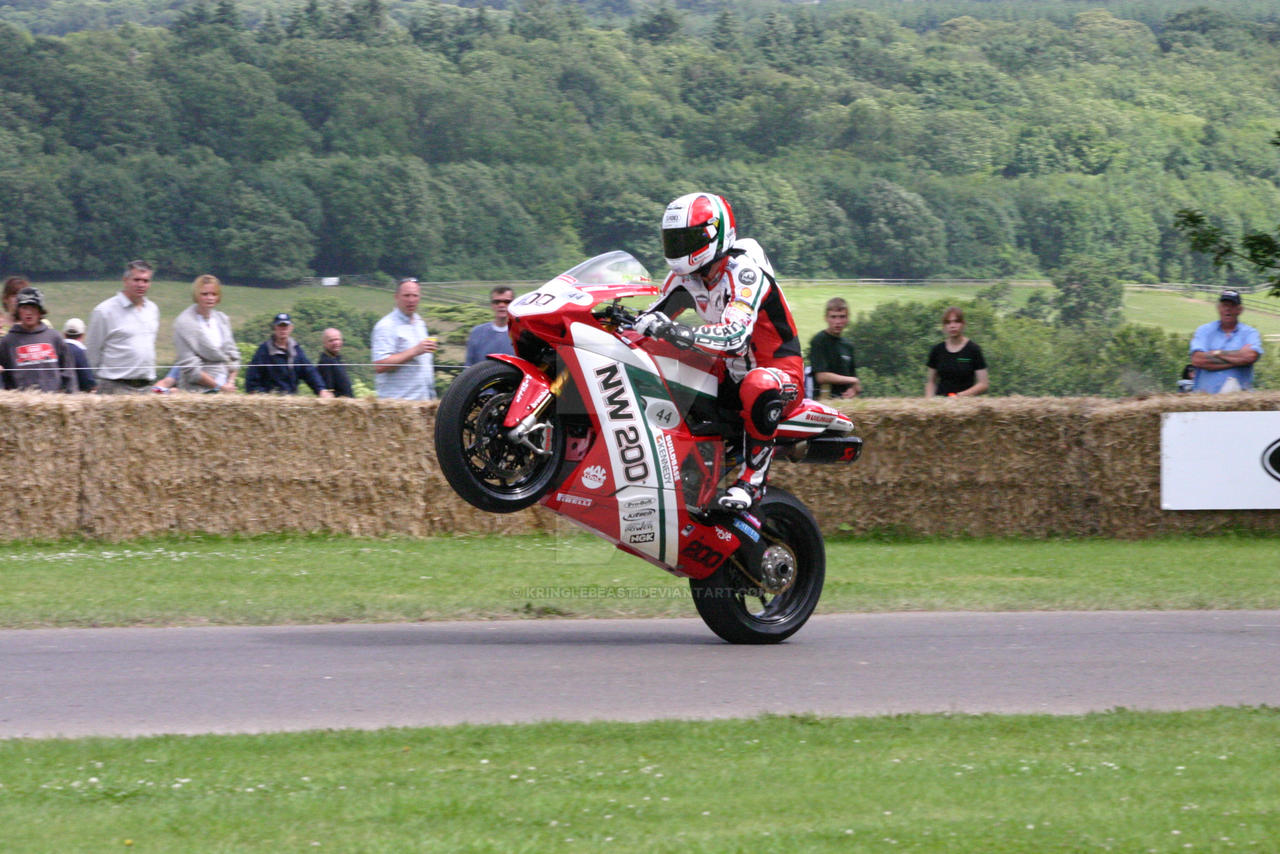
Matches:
[1188,289,1263,393]
[0,287,76,392]
[62,317,96,392]
[244,312,333,396]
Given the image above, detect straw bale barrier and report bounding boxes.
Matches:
[1,391,1278,541]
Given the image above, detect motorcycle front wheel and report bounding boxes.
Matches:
[433,360,565,513]
[689,488,825,644]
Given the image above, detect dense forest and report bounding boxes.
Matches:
[2,0,1279,289]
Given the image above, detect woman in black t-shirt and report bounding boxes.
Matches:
[925,306,989,397]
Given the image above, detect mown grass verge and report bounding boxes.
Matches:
[2,708,1277,853]
[1,531,1277,628]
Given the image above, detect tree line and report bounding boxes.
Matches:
[1,1,1279,289]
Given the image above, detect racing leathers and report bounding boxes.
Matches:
[641,239,803,507]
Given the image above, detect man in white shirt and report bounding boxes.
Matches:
[371,278,438,400]
[86,260,161,394]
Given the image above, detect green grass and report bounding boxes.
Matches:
[1123,287,1280,342]
[2,708,1277,852]
[1,532,1277,628]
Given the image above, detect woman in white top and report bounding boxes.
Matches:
[172,274,240,393]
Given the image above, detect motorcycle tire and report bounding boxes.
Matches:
[434,360,565,513]
[689,488,825,644]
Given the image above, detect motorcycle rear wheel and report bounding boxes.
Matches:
[434,360,565,513]
[689,488,825,644]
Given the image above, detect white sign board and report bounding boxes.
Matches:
[1161,412,1280,509]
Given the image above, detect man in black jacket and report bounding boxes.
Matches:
[244,313,333,397]
[316,327,355,398]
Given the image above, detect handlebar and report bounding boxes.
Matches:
[593,301,638,328]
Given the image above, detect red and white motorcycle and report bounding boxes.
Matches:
[434,251,862,643]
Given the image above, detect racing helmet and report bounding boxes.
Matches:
[660,192,736,276]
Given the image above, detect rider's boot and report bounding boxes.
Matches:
[716,436,773,511]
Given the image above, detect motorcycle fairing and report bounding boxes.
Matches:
[538,321,739,579]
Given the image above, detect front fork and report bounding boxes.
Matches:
[492,355,567,457]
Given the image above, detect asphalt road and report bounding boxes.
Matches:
[3,610,1279,739]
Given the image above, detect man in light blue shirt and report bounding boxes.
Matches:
[1189,289,1263,393]
[372,278,437,399]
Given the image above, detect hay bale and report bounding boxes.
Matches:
[1083,392,1280,537]
[4,391,1278,541]
[0,391,83,539]
[75,395,551,541]
[773,396,1106,537]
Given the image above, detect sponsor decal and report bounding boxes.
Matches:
[622,508,656,522]
[627,531,656,544]
[581,465,607,490]
[680,540,723,569]
[15,342,56,365]
[613,425,650,484]
[739,269,758,286]
[715,526,733,541]
[681,524,696,537]
[655,432,680,485]
[731,517,761,543]
[695,295,710,312]
[624,521,655,534]
[622,496,656,511]
[739,286,754,300]
[594,363,635,421]
[1264,438,1280,483]
[555,493,593,507]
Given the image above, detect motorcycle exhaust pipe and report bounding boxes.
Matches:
[784,435,863,464]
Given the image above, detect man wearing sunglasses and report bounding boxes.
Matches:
[633,192,802,512]
[464,286,516,367]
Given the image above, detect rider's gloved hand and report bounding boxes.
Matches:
[634,312,695,350]
[632,311,670,338]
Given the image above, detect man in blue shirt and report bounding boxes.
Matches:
[1189,289,1263,393]
[464,286,516,367]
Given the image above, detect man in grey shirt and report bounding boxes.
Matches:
[464,286,516,367]
[86,260,160,394]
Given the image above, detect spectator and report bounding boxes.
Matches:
[1177,364,1195,393]
[62,317,96,393]
[152,366,179,394]
[0,287,75,392]
[86,259,160,394]
[808,297,860,399]
[1189,289,1263,393]
[172,274,240,393]
[372,277,437,400]
[464,286,516,367]
[317,327,355,398]
[245,313,333,397]
[3,276,29,332]
[925,306,989,398]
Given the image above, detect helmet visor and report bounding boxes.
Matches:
[662,225,713,260]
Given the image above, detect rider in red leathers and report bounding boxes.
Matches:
[634,192,804,512]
